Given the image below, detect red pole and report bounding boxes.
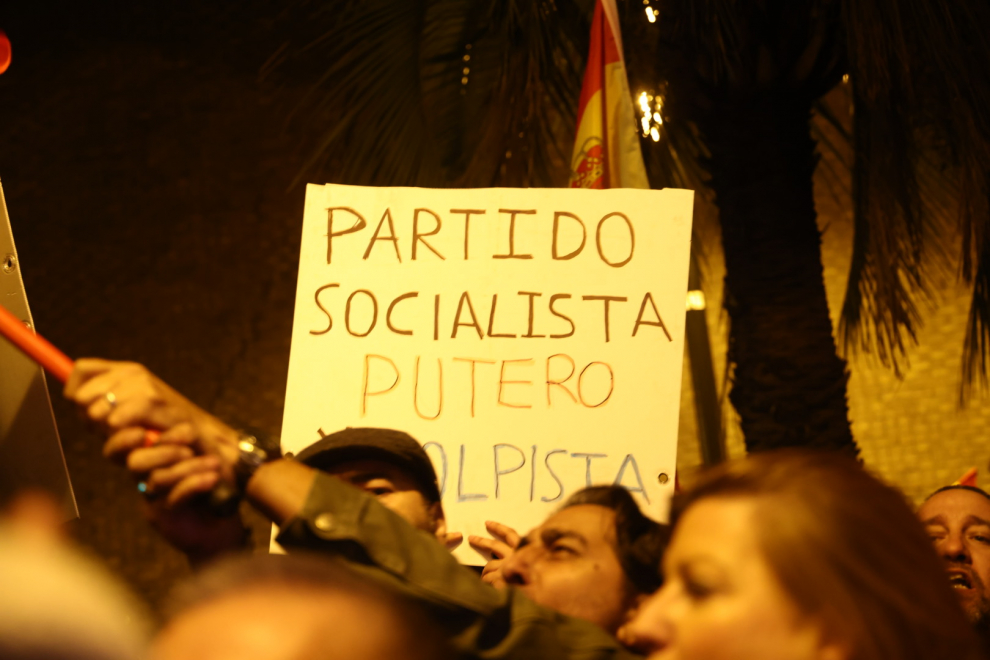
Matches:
[0,303,73,382]
[0,303,159,446]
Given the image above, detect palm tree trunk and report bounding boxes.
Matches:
[700,92,857,456]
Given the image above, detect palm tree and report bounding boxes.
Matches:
[269,0,990,455]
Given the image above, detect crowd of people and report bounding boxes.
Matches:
[4,357,988,659]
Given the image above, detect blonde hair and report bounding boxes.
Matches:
[674,450,982,660]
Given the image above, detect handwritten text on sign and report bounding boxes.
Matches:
[281,185,694,561]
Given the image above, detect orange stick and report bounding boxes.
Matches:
[0,303,73,382]
[0,303,159,446]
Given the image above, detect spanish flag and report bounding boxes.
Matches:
[568,0,648,190]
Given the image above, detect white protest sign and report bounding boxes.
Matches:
[281,184,693,562]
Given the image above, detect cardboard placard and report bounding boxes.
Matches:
[0,181,77,518]
[281,184,692,562]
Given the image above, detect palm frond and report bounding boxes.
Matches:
[840,0,990,392]
[268,0,990,395]
[272,0,589,189]
[961,183,990,400]
[276,1,445,187]
[838,79,948,373]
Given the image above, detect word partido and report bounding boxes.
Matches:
[324,206,639,266]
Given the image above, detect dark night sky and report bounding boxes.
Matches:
[1,1,322,612]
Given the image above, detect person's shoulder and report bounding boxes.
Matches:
[497,588,642,658]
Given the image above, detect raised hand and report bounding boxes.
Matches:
[67,359,207,434]
[65,358,239,469]
[64,359,246,563]
[469,520,522,588]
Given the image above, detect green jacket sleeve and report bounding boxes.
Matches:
[275,472,643,660]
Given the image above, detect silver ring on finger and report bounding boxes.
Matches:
[104,391,118,409]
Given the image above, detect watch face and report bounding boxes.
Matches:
[238,439,259,454]
[237,436,268,468]
[237,428,280,456]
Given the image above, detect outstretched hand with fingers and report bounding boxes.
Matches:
[66,359,207,439]
[469,520,523,588]
[64,359,247,562]
[65,359,240,475]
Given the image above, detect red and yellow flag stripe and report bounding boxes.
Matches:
[568,0,648,190]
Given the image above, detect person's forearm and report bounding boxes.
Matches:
[244,458,317,527]
[276,472,502,612]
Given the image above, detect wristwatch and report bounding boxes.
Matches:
[208,430,282,516]
[233,431,282,491]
